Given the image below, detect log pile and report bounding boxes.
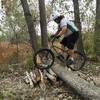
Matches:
[24,68,56,88]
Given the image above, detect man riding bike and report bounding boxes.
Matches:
[51,11,79,65]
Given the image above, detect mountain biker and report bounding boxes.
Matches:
[51,11,79,65]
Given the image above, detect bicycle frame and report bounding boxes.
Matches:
[50,36,68,56]
[34,36,86,71]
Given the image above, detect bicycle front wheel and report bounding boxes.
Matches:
[67,50,86,71]
[34,48,55,69]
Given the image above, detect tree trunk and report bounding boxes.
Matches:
[94,0,100,58]
[20,0,38,53]
[52,64,100,100]
[73,0,85,55]
[38,0,48,48]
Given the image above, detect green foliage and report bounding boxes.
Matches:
[25,54,34,70]
[95,10,100,57]
[0,34,6,41]
[1,0,29,42]
[1,0,40,44]
[0,92,3,100]
[83,32,95,57]
[0,64,10,74]
[7,52,19,64]
[26,56,33,67]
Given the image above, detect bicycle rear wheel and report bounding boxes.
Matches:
[67,50,86,71]
[34,48,55,69]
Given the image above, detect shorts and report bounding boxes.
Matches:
[60,31,79,49]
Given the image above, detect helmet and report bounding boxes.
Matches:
[52,11,60,20]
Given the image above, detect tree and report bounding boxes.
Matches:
[72,0,85,54]
[1,0,41,43]
[38,0,48,48]
[20,0,38,53]
[73,0,81,31]
[94,0,100,58]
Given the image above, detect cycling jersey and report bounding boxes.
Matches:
[59,17,79,37]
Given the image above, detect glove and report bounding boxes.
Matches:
[56,35,61,39]
[50,34,56,39]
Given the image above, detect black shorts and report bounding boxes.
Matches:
[60,31,79,49]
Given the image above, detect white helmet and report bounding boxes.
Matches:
[52,11,60,20]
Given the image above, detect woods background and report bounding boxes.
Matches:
[0,0,100,99]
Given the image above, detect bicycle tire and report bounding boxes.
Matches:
[67,50,86,71]
[34,48,55,70]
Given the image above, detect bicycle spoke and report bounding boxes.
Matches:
[34,49,54,69]
[68,51,86,71]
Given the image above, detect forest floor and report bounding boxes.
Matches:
[0,65,81,100]
[0,42,100,100]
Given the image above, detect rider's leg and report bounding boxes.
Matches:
[67,48,74,58]
[60,32,79,65]
[65,46,75,65]
[57,44,65,58]
[60,37,75,59]
[61,44,65,53]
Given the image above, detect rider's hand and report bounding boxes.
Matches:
[56,35,61,39]
[50,34,56,39]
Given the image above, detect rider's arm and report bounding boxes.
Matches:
[54,25,61,35]
[58,26,67,36]
[55,29,61,35]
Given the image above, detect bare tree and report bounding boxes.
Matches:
[73,0,85,54]
[20,0,38,53]
[38,0,48,48]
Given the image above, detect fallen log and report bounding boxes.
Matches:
[52,64,100,100]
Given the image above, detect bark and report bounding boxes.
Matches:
[38,0,48,48]
[25,71,34,88]
[20,0,38,53]
[52,64,100,100]
[73,0,85,55]
[94,0,100,58]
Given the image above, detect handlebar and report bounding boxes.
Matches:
[50,35,58,46]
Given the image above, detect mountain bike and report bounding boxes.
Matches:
[34,35,86,71]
